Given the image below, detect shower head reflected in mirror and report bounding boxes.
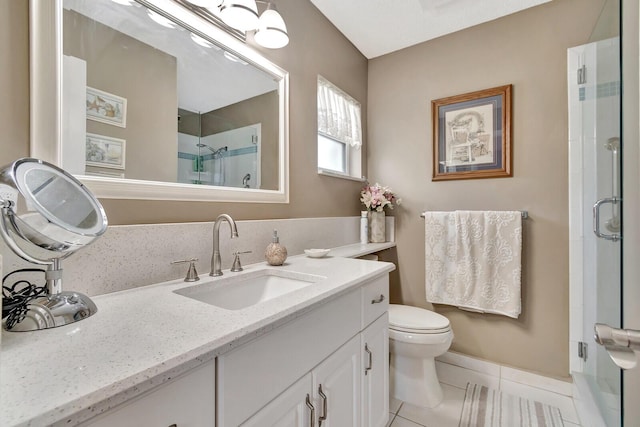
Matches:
[196,143,228,157]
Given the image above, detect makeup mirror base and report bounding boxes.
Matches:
[4,290,98,332]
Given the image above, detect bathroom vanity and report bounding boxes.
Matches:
[0,255,394,427]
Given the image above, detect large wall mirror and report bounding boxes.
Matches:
[30,0,289,202]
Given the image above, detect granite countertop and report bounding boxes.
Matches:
[0,246,395,427]
[327,241,396,258]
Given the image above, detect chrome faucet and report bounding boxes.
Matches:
[211,214,239,276]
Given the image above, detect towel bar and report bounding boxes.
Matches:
[420,210,529,219]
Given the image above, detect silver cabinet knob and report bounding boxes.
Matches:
[371,294,385,304]
[318,384,327,425]
[305,394,315,427]
[364,343,373,375]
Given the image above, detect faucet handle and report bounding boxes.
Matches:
[171,258,200,282]
[231,251,252,272]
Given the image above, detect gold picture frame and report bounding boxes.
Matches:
[432,85,512,181]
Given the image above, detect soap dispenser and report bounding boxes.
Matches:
[265,229,288,266]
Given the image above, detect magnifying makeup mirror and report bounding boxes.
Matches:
[0,158,108,331]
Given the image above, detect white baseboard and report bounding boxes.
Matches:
[435,351,581,424]
[436,350,572,395]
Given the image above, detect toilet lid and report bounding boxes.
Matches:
[388,304,451,333]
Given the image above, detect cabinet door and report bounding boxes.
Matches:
[218,289,361,426]
[362,313,389,427]
[242,374,313,427]
[81,360,215,427]
[312,335,361,427]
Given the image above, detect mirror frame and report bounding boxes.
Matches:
[29,0,289,203]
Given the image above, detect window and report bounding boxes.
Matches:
[317,76,363,180]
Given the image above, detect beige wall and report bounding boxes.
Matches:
[202,91,279,190]
[0,0,368,225]
[369,0,606,378]
[64,10,178,182]
[0,0,29,164]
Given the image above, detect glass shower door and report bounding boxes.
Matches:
[569,32,622,426]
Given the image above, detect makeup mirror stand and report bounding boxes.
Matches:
[0,159,107,332]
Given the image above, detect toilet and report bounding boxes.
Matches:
[388,304,453,408]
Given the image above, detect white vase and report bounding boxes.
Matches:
[369,211,386,243]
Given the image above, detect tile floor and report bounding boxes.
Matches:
[385,383,582,427]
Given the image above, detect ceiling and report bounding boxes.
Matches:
[309,0,553,59]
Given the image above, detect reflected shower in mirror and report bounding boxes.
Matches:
[61,0,280,190]
[177,108,263,188]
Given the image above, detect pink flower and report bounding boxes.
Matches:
[360,183,400,212]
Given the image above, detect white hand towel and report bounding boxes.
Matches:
[424,211,522,318]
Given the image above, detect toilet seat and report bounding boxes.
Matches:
[389,304,451,334]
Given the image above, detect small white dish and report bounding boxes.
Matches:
[304,248,330,258]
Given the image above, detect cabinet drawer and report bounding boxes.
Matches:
[361,275,389,328]
[81,360,215,427]
[218,288,361,427]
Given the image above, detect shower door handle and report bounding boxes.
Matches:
[593,197,622,241]
[605,137,621,232]
[594,323,640,370]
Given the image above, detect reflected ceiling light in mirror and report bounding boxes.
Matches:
[191,33,216,48]
[223,50,248,65]
[219,0,260,32]
[147,9,178,28]
[111,0,136,5]
[186,0,219,6]
[254,2,288,49]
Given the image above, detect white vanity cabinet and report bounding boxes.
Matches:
[361,313,390,427]
[219,274,389,427]
[360,273,390,427]
[79,358,215,427]
[242,373,314,426]
[244,335,362,427]
[311,335,362,426]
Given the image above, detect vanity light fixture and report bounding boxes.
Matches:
[254,2,288,49]
[185,0,288,48]
[219,0,260,32]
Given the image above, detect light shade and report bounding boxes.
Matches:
[254,5,288,49]
[219,0,260,32]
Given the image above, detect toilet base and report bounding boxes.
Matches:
[390,353,443,408]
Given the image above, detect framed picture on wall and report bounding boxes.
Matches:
[86,133,126,170]
[86,87,127,128]
[432,84,512,181]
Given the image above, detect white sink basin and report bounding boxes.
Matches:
[173,269,325,310]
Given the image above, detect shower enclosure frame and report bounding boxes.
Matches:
[568,36,623,427]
